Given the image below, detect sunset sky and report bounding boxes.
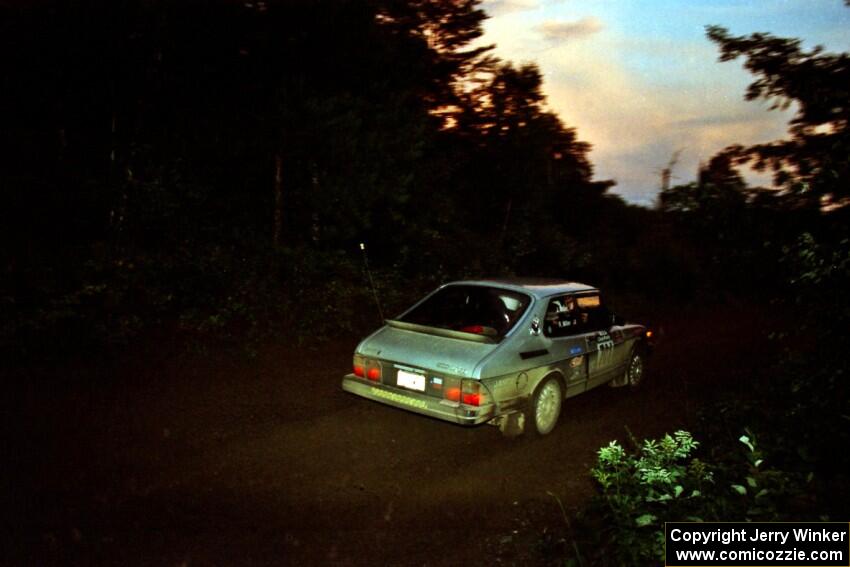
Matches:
[479,0,850,205]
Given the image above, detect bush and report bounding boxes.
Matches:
[570,429,810,566]
[579,431,711,565]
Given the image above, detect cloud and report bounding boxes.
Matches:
[537,39,794,204]
[536,17,603,42]
[482,0,540,18]
[478,5,798,205]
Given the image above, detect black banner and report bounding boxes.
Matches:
[665,522,849,566]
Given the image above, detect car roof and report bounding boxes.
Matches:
[447,278,598,300]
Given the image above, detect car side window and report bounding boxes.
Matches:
[576,294,611,331]
[544,293,611,337]
[543,295,581,338]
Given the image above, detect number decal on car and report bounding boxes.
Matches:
[594,330,616,369]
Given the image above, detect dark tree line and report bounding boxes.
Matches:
[1,0,847,359]
[1,0,624,356]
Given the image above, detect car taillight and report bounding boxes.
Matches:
[461,379,481,406]
[352,353,382,382]
[353,354,366,378]
[442,376,461,402]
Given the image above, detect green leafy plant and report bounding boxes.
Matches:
[585,430,712,565]
[571,427,817,566]
[728,429,809,520]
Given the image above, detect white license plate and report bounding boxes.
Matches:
[396,369,426,392]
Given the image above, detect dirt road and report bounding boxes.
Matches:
[4,303,774,565]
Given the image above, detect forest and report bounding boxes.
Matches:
[2,0,849,565]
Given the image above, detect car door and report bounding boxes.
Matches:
[540,294,595,397]
[574,293,624,388]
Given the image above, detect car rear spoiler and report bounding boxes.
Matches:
[385,319,498,344]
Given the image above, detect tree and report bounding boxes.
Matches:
[707,20,850,206]
[659,154,745,214]
[452,61,607,224]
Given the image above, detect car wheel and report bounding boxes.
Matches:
[530,376,562,436]
[625,349,645,389]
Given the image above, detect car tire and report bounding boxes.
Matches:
[529,376,563,436]
[625,349,646,390]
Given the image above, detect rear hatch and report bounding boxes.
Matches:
[356,321,498,402]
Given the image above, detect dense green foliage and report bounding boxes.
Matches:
[587,431,710,565]
[572,429,813,566]
[565,229,850,567]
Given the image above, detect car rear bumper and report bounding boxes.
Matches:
[341,374,495,426]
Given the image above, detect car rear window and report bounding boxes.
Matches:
[399,285,531,338]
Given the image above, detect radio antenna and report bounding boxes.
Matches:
[359,242,385,322]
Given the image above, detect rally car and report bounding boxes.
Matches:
[341,279,651,437]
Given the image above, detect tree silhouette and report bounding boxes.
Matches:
[708,21,850,206]
[0,0,637,356]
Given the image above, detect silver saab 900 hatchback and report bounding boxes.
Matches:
[341,279,651,437]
